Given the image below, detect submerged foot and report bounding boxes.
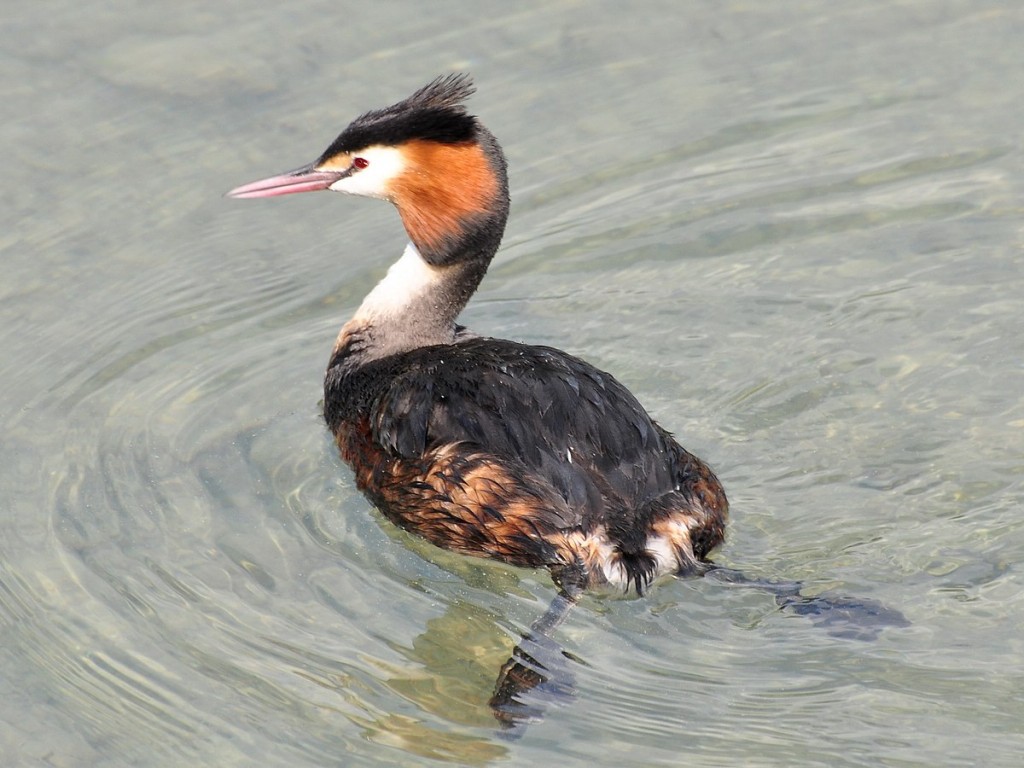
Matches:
[702,565,909,640]
[489,630,578,736]
[488,591,579,736]
[775,591,909,640]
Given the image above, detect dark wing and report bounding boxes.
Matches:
[367,338,682,531]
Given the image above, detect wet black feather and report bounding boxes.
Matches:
[325,337,688,553]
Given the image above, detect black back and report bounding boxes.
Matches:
[326,337,687,548]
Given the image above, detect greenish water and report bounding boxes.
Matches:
[2,1,1023,765]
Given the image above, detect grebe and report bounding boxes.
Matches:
[228,74,728,601]
[227,75,904,725]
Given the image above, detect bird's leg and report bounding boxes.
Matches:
[489,573,583,733]
[700,564,909,641]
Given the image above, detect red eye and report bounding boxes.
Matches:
[353,157,369,170]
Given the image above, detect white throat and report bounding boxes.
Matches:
[352,243,441,321]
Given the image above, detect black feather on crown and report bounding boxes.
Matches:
[318,74,478,160]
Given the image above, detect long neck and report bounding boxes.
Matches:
[331,242,488,365]
[329,130,508,372]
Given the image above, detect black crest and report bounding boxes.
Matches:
[318,74,478,160]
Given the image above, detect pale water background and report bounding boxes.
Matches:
[3,1,1023,766]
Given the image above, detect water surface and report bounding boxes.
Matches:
[3,1,1023,765]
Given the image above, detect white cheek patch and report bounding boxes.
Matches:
[327,145,406,200]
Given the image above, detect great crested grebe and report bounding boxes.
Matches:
[228,74,728,598]
[227,75,901,724]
